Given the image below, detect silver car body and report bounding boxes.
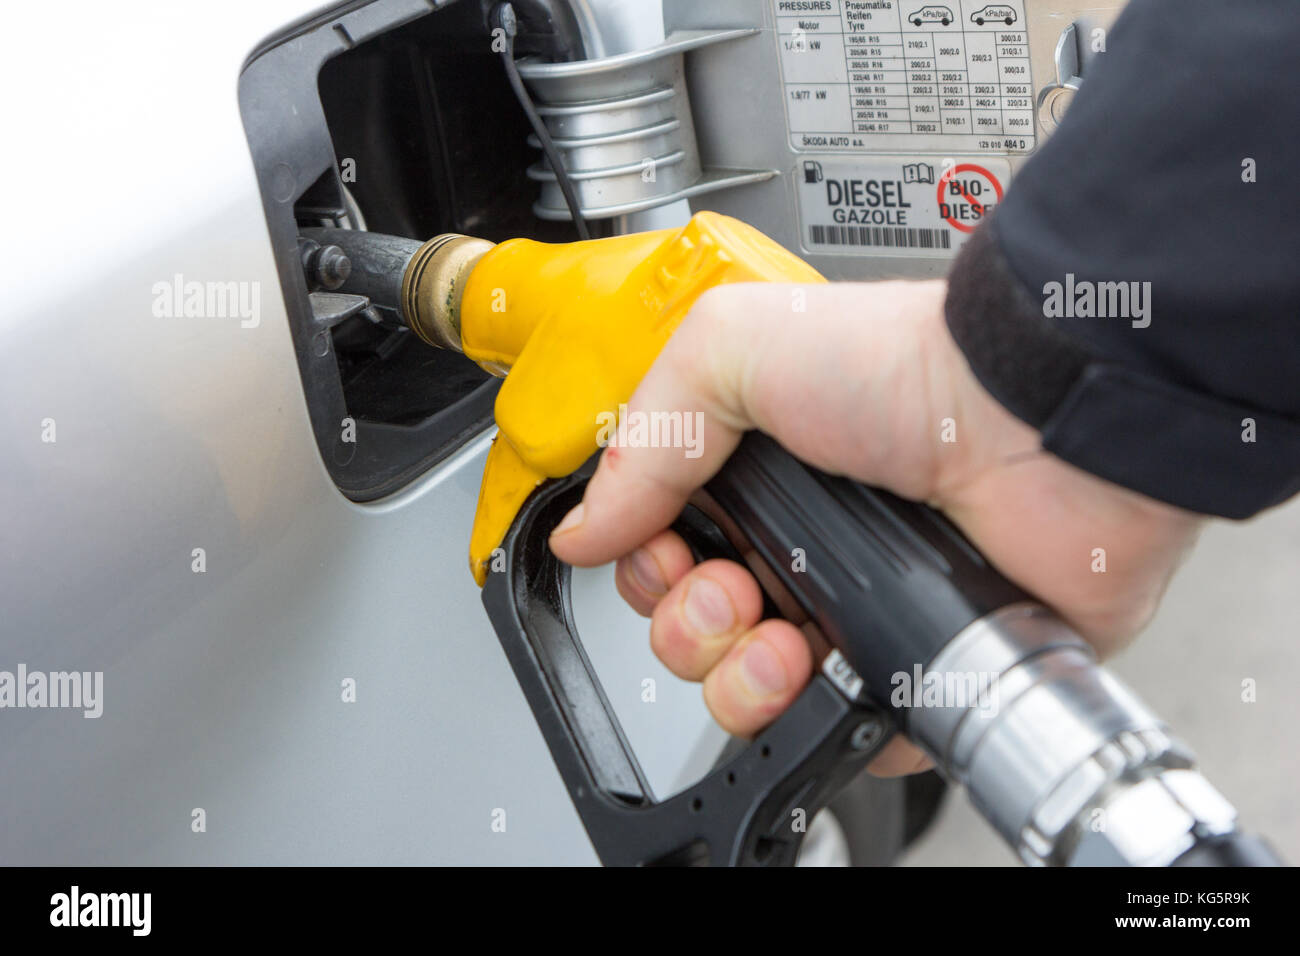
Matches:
[1,0,1127,863]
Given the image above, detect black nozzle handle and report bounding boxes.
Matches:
[705,432,1029,711]
[481,459,890,866]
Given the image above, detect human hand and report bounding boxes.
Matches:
[548,280,1203,775]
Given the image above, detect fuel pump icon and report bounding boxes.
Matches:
[803,161,824,184]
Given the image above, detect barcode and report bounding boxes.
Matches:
[808,224,952,250]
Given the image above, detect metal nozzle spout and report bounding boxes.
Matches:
[401,234,495,353]
[297,227,494,354]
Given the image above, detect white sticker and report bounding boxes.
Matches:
[774,0,1035,154]
[797,155,1009,257]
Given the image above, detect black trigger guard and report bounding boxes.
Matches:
[481,456,891,866]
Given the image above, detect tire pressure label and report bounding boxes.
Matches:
[797,156,1009,257]
[773,0,1034,154]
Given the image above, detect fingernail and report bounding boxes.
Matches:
[682,577,735,636]
[740,639,789,697]
[551,503,584,537]
[627,548,666,596]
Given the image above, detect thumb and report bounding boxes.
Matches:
[547,288,760,567]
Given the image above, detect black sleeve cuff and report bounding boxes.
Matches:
[945,222,1300,520]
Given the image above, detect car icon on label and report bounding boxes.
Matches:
[908,6,954,26]
[971,5,1018,26]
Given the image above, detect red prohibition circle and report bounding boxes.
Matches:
[937,163,1004,233]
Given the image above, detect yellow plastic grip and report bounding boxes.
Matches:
[458,211,825,584]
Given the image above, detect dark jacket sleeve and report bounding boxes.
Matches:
[945,0,1300,519]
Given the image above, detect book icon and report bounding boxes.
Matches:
[903,163,935,184]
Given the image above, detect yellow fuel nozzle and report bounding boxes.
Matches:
[403,211,826,585]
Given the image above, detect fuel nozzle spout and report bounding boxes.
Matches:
[400,233,497,356]
[298,227,496,358]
